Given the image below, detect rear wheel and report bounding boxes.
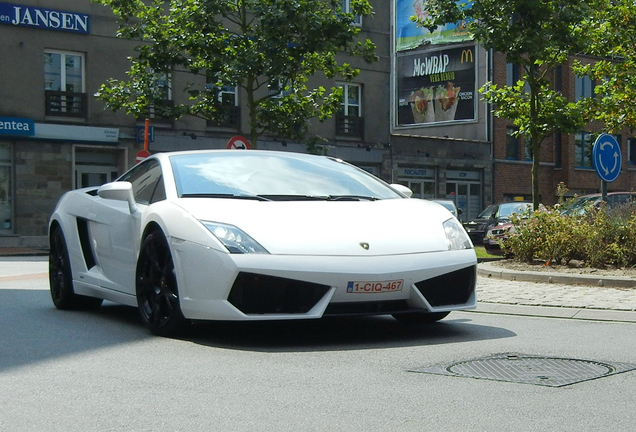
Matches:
[136,230,188,337]
[392,311,450,324]
[49,226,103,310]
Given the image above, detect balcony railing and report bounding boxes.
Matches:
[335,115,363,139]
[45,90,87,117]
[207,106,241,129]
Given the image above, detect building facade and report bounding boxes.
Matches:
[2,0,634,248]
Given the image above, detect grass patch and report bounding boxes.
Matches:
[474,246,499,259]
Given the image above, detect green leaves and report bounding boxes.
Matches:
[93,0,377,147]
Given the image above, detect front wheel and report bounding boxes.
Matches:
[136,231,188,337]
[391,311,450,324]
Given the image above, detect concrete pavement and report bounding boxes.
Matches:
[1,249,635,323]
[475,261,636,323]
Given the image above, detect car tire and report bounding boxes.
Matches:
[49,226,103,310]
[391,311,450,324]
[136,230,188,337]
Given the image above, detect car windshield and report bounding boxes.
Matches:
[169,152,404,200]
[497,202,532,218]
[476,204,498,219]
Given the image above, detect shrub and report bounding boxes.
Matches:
[501,199,636,269]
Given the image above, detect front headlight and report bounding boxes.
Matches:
[444,218,473,250]
[201,221,269,254]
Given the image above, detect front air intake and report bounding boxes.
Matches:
[414,265,476,307]
[228,272,330,315]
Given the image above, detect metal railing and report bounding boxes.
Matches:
[45,90,87,117]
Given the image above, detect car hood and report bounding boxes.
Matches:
[174,198,453,255]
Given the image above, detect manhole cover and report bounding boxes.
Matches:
[410,353,636,387]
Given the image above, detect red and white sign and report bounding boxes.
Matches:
[136,149,151,163]
[227,135,250,150]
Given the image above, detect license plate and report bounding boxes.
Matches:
[346,279,404,293]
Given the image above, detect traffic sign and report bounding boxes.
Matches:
[227,135,250,150]
[136,149,151,164]
[136,125,154,143]
[593,133,622,183]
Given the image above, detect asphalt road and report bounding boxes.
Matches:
[1,257,636,431]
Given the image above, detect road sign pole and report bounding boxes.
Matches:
[601,180,607,202]
[144,118,150,151]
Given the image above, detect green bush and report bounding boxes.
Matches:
[500,200,636,269]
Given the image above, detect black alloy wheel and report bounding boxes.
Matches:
[136,230,188,337]
[49,226,103,310]
[391,311,450,324]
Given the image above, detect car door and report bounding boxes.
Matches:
[88,160,166,295]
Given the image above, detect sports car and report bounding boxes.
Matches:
[49,150,477,336]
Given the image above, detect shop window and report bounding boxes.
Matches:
[575,131,594,168]
[341,0,362,26]
[44,50,86,117]
[506,127,519,160]
[336,83,363,138]
[0,145,12,233]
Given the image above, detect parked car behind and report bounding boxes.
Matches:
[484,192,636,255]
[430,199,462,220]
[561,192,636,216]
[464,201,533,245]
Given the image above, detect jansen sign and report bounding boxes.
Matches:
[0,3,89,34]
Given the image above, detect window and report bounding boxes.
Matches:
[336,83,363,138]
[575,76,594,101]
[206,81,240,129]
[524,137,532,161]
[218,85,237,106]
[341,0,362,26]
[575,131,594,168]
[628,138,636,165]
[44,50,86,117]
[118,160,165,205]
[506,63,520,87]
[506,127,518,160]
[339,83,361,117]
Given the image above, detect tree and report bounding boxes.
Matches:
[573,0,636,133]
[95,0,377,149]
[415,0,598,209]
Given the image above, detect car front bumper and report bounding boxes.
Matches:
[171,240,478,321]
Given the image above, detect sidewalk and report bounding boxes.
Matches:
[476,261,636,323]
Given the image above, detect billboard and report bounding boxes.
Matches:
[396,0,472,51]
[396,45,476,126]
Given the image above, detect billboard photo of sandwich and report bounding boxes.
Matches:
[398,45,475,126]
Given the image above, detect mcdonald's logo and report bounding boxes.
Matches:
[460,49,474,63]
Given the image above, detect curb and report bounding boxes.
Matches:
[478,261,636,289]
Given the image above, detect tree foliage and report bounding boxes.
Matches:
[572,0,636,133]
[94,0,377,148]
[414,0,600,209]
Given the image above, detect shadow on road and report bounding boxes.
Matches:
[185,315,516,352]
[0,289,516,373]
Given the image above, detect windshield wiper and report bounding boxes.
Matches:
[326,195,378,201]
[180,193,272,201]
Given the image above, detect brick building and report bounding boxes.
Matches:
[490,52,636,205]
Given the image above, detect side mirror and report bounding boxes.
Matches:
[97,181,138,214]
[391,184,413,198]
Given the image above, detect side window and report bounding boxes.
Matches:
[118,160,165,205]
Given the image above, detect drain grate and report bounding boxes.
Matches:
[410,353,636,387]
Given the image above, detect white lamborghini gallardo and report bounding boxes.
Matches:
[49,150,476,336]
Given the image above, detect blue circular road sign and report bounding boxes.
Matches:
[593,133,622,183]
